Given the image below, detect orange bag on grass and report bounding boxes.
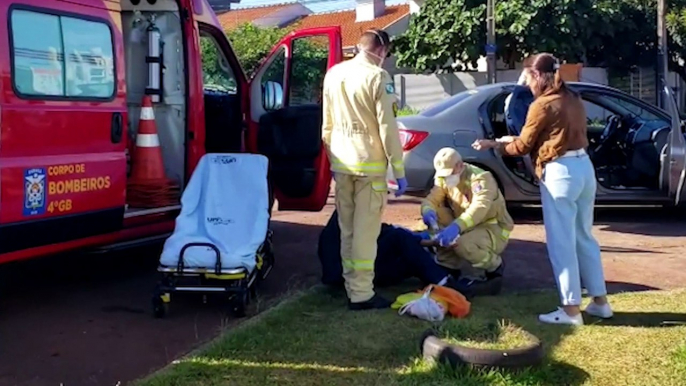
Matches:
[392,284,471,319]
[423,284,471,318]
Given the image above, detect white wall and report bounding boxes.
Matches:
[253,3,310,27]
[394,67,609,111]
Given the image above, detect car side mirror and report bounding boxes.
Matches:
[262,81,283,111]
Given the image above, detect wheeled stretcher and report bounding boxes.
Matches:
[152,153,274,318]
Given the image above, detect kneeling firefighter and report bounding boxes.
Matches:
[421,147,514,295]
[318,211,481,299]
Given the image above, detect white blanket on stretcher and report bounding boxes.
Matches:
[159,153,270,272]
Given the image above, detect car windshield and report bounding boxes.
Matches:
[584,92,668,126]
[420,89,476,117]
[604,96,664,121]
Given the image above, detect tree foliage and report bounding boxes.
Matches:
[199,37,237,92]
[225,23,287,76]
[200,23,329,103]
[393,0,686,79]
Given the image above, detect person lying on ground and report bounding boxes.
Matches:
[317,210,481,300]
[420,147,514,296]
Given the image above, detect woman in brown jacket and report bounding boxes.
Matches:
[472,53,613,325]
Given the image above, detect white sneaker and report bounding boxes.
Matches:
[538,308,584,326]
[585,302,613,319]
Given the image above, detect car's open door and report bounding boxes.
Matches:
[499,86,538,186]
[660,84,686,206]
[246,27,342,211]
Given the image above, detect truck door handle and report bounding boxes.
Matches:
[111,112,123,144]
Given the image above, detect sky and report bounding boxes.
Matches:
[232,0,408,14]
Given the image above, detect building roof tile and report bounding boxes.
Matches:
[217,4,293,30]
[293,4,410,48]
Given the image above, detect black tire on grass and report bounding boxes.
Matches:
[420,329,545,369]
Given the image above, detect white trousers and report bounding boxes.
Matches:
[540,152,607,306]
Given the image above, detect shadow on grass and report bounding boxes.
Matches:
[139,289,595,386]
[585,312,686,327]
[402,360,590,386]
[138,286,686,386]
[148,358,589,386]
[413,320,590,386]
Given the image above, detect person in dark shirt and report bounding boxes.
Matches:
[317,211,503,299]
[505,66,535,136]
[506,85,535,135]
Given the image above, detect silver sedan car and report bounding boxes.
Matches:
[387,82,686,207]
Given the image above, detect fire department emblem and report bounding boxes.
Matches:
[23,168,47,216]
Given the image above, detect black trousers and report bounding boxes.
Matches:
[318,211,448,288]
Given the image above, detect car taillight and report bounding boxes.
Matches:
[398,129,429,151]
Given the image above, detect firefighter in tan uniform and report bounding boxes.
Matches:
[420,148,514,295]
[321,29,407,310]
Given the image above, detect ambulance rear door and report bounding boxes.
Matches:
[247,27,343,211]
[0,1,127,257]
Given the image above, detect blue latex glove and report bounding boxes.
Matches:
[436,222,461,247]
[395,177,408,197]
[422,210,438,227]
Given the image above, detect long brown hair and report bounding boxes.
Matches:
[529,53,570,97]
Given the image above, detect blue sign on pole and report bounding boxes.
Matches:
[485,44,497,54]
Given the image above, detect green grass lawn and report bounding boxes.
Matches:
[137,287,686,386]
[397,107,420,116]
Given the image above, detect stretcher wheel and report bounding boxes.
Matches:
[261,250,275,281]
[230,291,248,318]
[152,295,169,318]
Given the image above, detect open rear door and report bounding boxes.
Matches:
[661,84,686,206]
[247,27,342,211]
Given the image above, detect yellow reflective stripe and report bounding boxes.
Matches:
[473,229,498,269]
[459,214,474,228]
[421,205,434,214]
[331,160,387,173]
[391,159,404,171]
[205,273,247,280]
[342,259,374,271]
[371,181,387,192]
[483,217,509,239]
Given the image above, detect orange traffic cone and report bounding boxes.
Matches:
[127,95,180,208]
[130,96,166,181]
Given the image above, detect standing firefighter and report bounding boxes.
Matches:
[421,148,513,295]
[321,29,407,310]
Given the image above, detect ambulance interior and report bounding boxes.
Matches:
[120,0,243,215]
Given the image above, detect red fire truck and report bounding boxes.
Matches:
[0,0,341,264]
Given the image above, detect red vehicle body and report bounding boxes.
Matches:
[0,0,341,264]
